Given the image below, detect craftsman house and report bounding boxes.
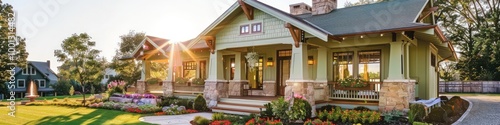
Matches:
[8,61,58,98]
[128,0,456,114]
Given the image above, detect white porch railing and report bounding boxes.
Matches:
[328,82,382,101]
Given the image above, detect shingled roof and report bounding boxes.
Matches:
[302,0,429,36]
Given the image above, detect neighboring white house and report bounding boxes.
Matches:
[101,68,118,84]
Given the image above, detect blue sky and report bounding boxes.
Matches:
[4,0,353,72]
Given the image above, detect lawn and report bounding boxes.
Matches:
[2,94,93,102]
[0,105,153,125]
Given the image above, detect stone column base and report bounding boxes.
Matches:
[204,80,228,108]
[162,80,174,97]
[228,80,248,96]
[136,80,146,94]
[379,80,416,112]
[285,80,316,117]
[263,81,276,96]
[313,81,329,101]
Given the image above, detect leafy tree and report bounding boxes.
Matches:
[439,61,458,81]
[109,31,144,88]
[54,33,104,103]
[0,0,28,97]
[51,79,72,95]
[436,0,500,81]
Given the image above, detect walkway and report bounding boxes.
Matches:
[454,95,500,125]
[141,112,213,125]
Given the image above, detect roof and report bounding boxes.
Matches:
[15,61,59,82]
[130,35,170,59]
[302,0,429,36]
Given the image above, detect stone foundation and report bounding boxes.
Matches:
[285,81,316,117]
[162,80,174,97]
[228,80,248,96]
[379,81,415,112]
[313,82,329,101]
[204,81,228,108]
[263,81,276,96]
[136,80,146,94]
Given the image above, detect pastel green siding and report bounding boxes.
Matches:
[216,9,291,45]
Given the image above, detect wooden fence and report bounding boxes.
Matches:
[439,81,500,93]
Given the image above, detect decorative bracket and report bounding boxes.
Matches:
[238,0,254,20]
[285,23,302,48]
[204,36,216,54]
[418,7,438,22]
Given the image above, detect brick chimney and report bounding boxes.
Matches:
[289,3,312,15]
[47,60,50,68]
[312,0,337,15]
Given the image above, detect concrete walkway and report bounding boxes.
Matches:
[141,112,213,125]
[454,96,500,125]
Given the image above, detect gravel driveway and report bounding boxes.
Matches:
[455,96,500,125]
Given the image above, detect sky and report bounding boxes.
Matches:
[4,0,354,73]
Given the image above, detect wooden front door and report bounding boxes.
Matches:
[276,50,292,96]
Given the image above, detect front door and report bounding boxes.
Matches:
[277,50,292,96]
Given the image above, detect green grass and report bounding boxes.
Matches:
[0,105,153,125]
[441,93,500,96]
[2,94,94,102]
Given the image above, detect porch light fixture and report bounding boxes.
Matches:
[266,57,274,67]
[308,56,314,65]
[231,62,235,68]
[360,35,364,38]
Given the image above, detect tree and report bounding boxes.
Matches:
[109,31,144,88]
[0,0,28,97]
[54,33,104,104]
[436,0,500,81]
[439,61,458,81]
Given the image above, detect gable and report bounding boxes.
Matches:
[216,9,291,45]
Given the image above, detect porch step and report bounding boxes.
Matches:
[212,98,271,115]
[316,100,379,111]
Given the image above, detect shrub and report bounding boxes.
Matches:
[318,105,338,112]
[260,103,273,118]
[286,97,309,121]
[69,86,75,96]
[194,94,208,111]
[409,103,426,123]
[139,104,161,113]
[317,110,327,120]
[192,78,205,85]
[304,119,333,125]
[212,112,225,121]
[193,116,210,125]
[353,106,371,111]
[146,78,161,84]
[271,97,289,121]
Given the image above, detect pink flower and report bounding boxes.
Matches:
[107,84,112,89]
[111,81,118,87]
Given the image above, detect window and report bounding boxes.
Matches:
[251,23,262,33]
[240,25,250,34]
[358,51,381,82]
[31,67,36,75]
[247,57,264,89]
[22,67,27,75]
[18,79,25,88]
[199,61,207,79]
[35,79,46,88]
[278,50,292,57]
[183,61,197,81]
[22,66,36,75]
[333,52,354,81]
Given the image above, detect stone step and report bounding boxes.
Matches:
[219,98,270,106]
[212,107,260,116]
[217,102,266,112]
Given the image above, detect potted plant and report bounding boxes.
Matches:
[191,78,205,86]
[175,77,189,86]
[336,77,370,90]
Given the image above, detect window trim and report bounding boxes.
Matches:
[182,61,197,80]
[38,79,46,88]
[333,51,355,81]
[357,50,382,82]
[251,22,262,33]
[240,24,250,35]
[18,79,25,88]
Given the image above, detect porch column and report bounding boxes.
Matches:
[379,38,415,112]
[387,41,404,80]
[204,50,228,108]
[229,52,248,96]
[136,60,147,94]
[162,51,175,97]
[286,42,316,116]
[315,47,329,101]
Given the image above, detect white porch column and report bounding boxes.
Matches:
[136,60,147,94]
[140,61,146,81]
[204,50,228,108]
[286,42,315,116]
[163,50,175,97]
[386,41,404,80]
[288,43,309,81]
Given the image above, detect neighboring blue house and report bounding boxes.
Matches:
[10,60,58,98]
